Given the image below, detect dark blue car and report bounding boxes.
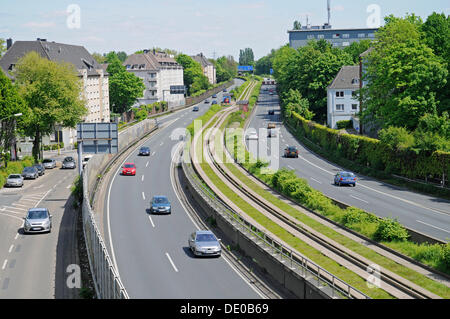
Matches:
[139,146,151,156]
[150,196,172,214]
[334,172,357,187]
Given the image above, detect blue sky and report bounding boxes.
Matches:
[1,0,449,60]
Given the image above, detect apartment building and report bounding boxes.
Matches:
[327,65,360,130]
[191,53,216,85]
[124,50,185,108]
[0,38,110,150]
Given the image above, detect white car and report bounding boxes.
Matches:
[246,132,259,140]
[82,155,93,168]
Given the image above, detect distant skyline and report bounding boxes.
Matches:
[1,0,449,60]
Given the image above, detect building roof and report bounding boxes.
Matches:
[191,53,213,68]
[0,39,104,78]
[288,27,379,33]
[359,47,374,58]
[328,66,360,90]
[124,50,181,71]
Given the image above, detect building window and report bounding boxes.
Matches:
[342,34,350,38]
[307,35,315,39]
[368,33,375,38]
[342,42,350,47]
[352,104,358,111]
[317,34,324,39]
[358,33,366,38]
[333,34,340,39]
[336,104,345,111]
[336,91,344,98]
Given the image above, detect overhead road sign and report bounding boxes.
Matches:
[238,66,253,72]
[77,122,118,154]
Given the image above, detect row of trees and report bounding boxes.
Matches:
[239,48,254,66]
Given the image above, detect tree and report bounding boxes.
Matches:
[255,49,276,75]
[13,52,88,162]
[239,48,254,66]
[176,54,210,95]
[293,21,302,30]
[107,57,145,114]
[361,16,447,130]
[105,51,127,63]
[281,89,314,120]
[92,52,107,64]
[0,70,28,166]
[0,38,6,57]
[343,40,373,64]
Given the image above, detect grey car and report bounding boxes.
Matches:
[188,230,222,257]
[42,159,57,169]
[5,174,24,188]
[150,196,172,214]
[62,157,76,169]
[22,166,39,179]
[23,208,52,234]
[33,163,45,176]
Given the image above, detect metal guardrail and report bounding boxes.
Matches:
[82,168,129,299]
[182,151,370,299]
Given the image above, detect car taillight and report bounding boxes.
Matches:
[340,178,343,181]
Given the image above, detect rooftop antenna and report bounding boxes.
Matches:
[327,0,331,25]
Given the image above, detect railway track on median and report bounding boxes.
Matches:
[188,80,443,299]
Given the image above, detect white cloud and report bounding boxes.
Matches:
[23,21,56,28]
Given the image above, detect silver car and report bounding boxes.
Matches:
[22,166,39,179]
[188,230,222,257]
[62,157,76,169]
[42,159,57,169]
[5,174,24,188]
[23,208,52,234]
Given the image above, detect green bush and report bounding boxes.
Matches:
[336,120,353,130]
[442,244,450,271]
[374,218,410,242]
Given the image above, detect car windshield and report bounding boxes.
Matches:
[23,167,34,172]
[43,159,52,163]
[153,197,169,204]
[196,233,216,242]
[64,158,74,162]
[140,147,149,151]
[288,147,297,151]
[342,173,354,177]
[9,175,21,179]
[27,210,48,219]
[124,164,135,168]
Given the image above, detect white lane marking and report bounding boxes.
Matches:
[160,142,164,146]
[2,260,7,270]
[33,185,44,189]
[3,206,26,212]
[12,203,28,208]
[142,175,144,182]
[165,253,179,273]
[1,209,24,216]
[66,185,71,189]
[287,165,295,170]
[142,192,146,200]
[148,216,155,228]
[416,220,450,234]
[14,233,19,240]
[146,161,149,167]
[310,177,323,184]
[8,245,14,253]
[34,189,52,208]
[298,155,449,217]
[19,198,37,202]
[151,152,155,157]
[350,195,369,204]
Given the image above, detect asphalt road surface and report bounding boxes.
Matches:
[246,85,450,242]
[0,152,78,298]
[105,79,262,298]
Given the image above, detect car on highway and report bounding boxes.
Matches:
[188,230,222,257]
[5,174,24,188]
[150,196,171,214]
[62,156,76,169]
[23,208,52,234]
[246,130,259,140]
[138,146,151,156]
[33,163,45,176]
[222,89,227,92]
[121,163,136,176]
[268,129,277,138]
[284,146,299,158]
[193,106,199,112]
[212,100,218,105]
[212,94,217,98]
[267,123,276,129]
[42,158,57,169]
[269,92,274,96]
[22,166,39,179]
[268,110,275,115]
[204,99,210,104]
[334,172,357,187]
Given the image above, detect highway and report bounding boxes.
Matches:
[105,79,263,298]
[0,151,78,298]
[246,85,450,242]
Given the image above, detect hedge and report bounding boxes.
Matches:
[288,112,450,183]
[0,156,34,189]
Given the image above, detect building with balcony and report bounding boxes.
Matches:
[124,50,185,108]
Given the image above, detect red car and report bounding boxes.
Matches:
[122,163,136,176]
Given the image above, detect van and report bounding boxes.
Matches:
[267,123,276,129]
